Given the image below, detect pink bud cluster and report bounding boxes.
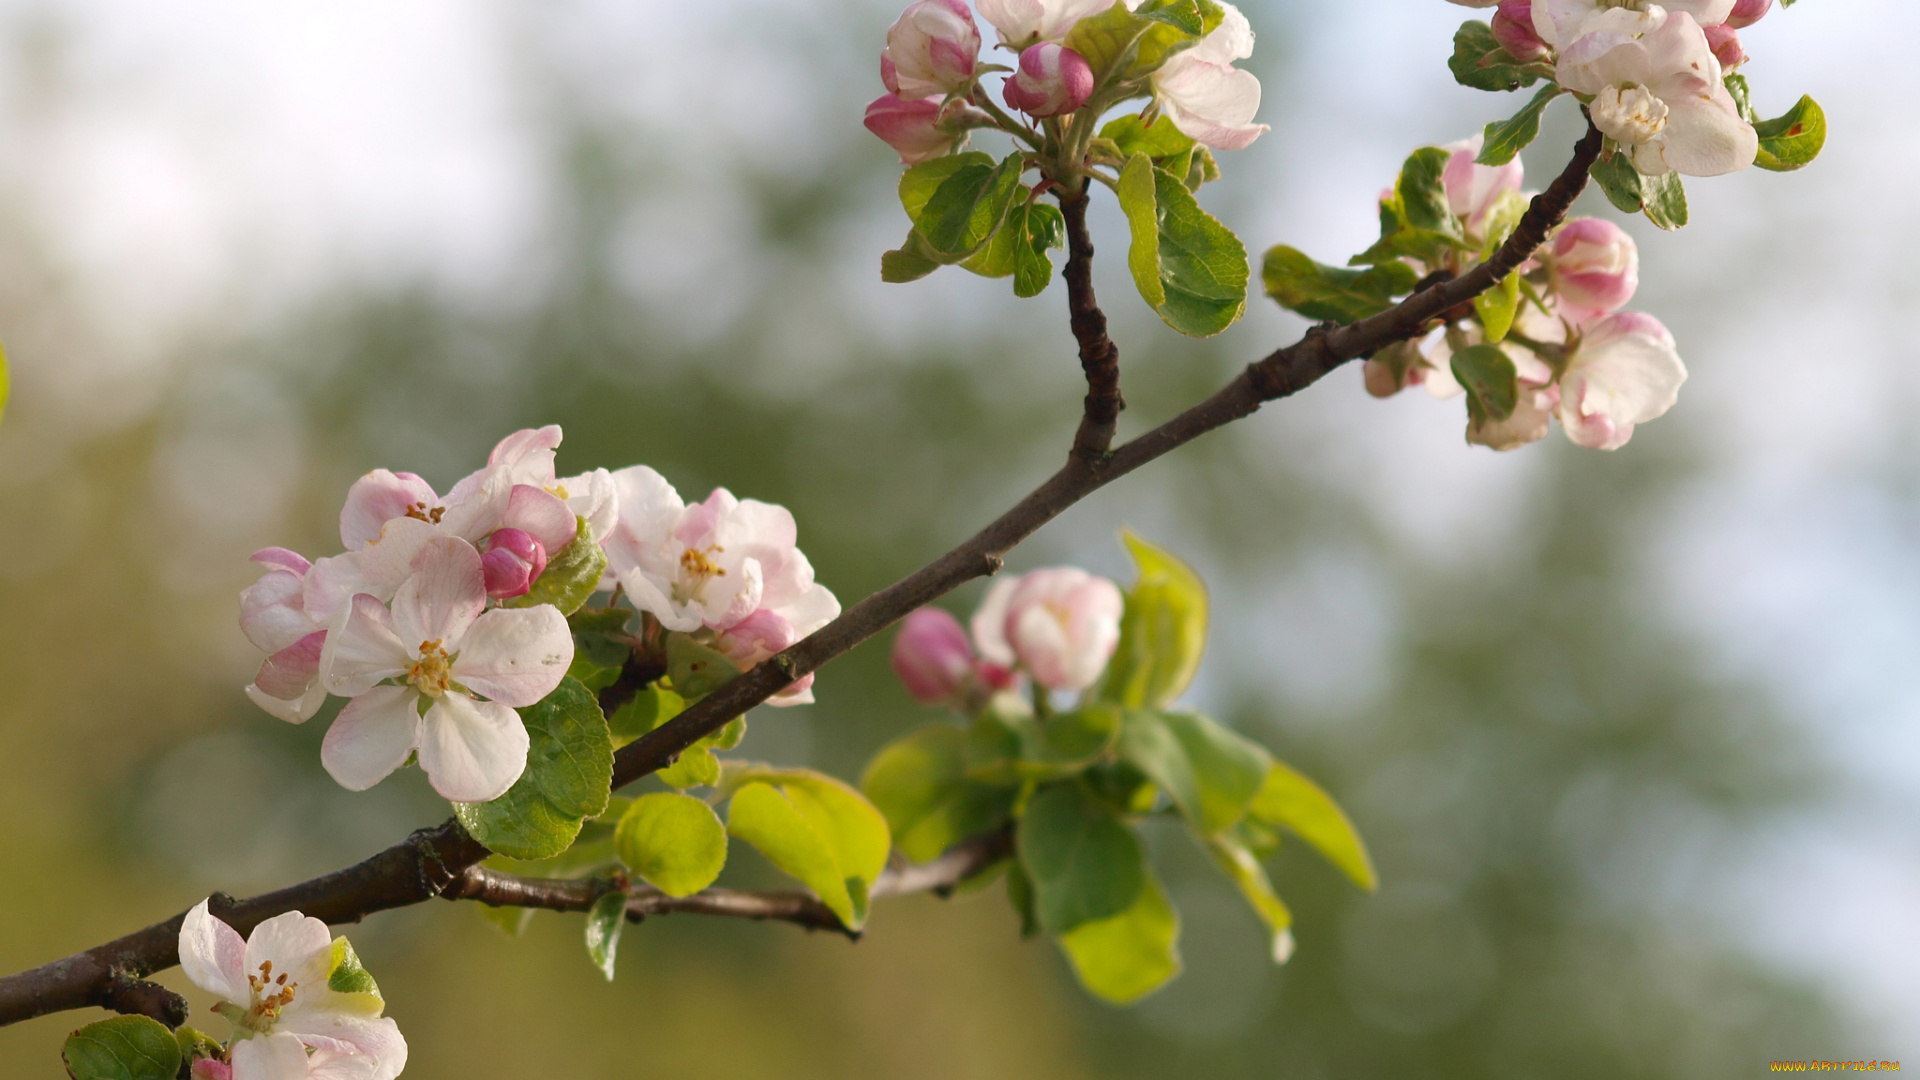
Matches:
[238,425,842,801]
[1363,141,1684,452]
[892,566,1122,708]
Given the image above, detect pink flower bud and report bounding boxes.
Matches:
[1703,23,1746,69]
[479,527,547,599]
[1491,0,1549,63]
[891,607,978,705]
[865,94,955,164]
[1726,0,1771,30]
[1002,43,1093,118]
[971,568,1123,693]
[190,1060,233,1080]
[882,0,980,100]
[1442,135,1523,237]
[1550,216,1639,324]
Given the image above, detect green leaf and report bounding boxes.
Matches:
[1641,169,1688,231]
[1448,19,1543,93]
[506,515,605,616]
[1263,246,1419,324]
[1057,866,1182,1004]
[1066,1,1199,86]
[1473,271,1521,343]
[173,1027,222,1068]
[584,891,627,981]
[861,725,1018,863]
[1249,759,1378,892]
[882,243,941,283]
[1206,832,1295,963]
[326,936,383,1008]
[665,633,742,701]
[900,152,993,221]
[1005,858,1041,937]
[657,744,721,789]
[966,702,1122,783]
[1184,145,1219,192]
[607,684,684,744]
[1100,113,1195,161]
[1018,782,1146,935]
[1450,343,1519,426]
[62,1017,181,1080]
[1014,203,1066,299]
[520,676,615,819]
[728,781,861,928]
[616,791,729,897]
[1116,710,1268,834]
[1588,151,1645,213]
[918,153,1026,259]
[453,676,611,859]
[1753,94,1825,172]
[961,197,1027,279]
[1478,83,1563,166]
[1396,147,1457,236]
[1118,156,1249,337]
[1100,531,1208,710]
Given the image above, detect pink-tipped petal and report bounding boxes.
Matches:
[179,899,251,1005]
[255,631,328,701]
[339,471,437,551]
[390,537,487,652]
[502,485,578,555]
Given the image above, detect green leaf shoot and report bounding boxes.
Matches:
[1249,759,1378,892]
[584,891,627,981]
[616,791,729,897]
[62,1016,181,1080]
[1017,782,1147,936]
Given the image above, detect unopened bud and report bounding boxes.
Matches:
[1703,23,1746,70]
[480,528,547,599]
[1491,0,1549,62]
[972,568,1123,693]
[1002,43,1093,118]
[865,94,955,164]
[1551,217,1639,324]
[892,607,978,705]
[882,0,980,100]
[1725,0,1771,30]
[190,1060,233,1080]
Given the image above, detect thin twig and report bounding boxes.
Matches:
[0,122,1601,1030]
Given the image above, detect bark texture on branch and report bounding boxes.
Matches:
[0,122,1600,1030]
[1060,183,1125,459]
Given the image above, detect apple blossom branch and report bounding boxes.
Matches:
[0,120,1601,1032]
[443,826,1017,939]
[1059,183,1125,459]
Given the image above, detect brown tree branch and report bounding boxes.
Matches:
[0,122,1600,1030]
[1059,183,1125,459]
[441,826,1016,940]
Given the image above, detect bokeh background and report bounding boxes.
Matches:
[0,0,1910,1075]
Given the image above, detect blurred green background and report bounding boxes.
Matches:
[0,0,1909,1075]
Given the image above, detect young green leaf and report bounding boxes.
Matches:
[656,743,721,789]
[861,725,1017,863]
[918,153,1026,259]
[1450,343,1520,426]
[966,702,1122,783]
[1263,246,1419,323]
[1099,530,1208,710]
[1396,147,1457,237]
[616,791,729,897]
[728,781,860,928]
[1206,833,1295,963]
[1013,203,1066,299]
[1448,19,1543,93]
[899,152,994,221]
[1006,857,1041,937]
[1249,759,1378,892]
[62,1016,182,1080]
[882,242,942,283]
[1588,151,1645,214]
[607,684,684,744]
[1057,867,1182,1004]
[506,515,606,616]
[1017,782,1147,935]
[1473,271,1521,343]
[1641,169,1688,231]
[1753,94,1825,172]
[1100,112,1196,161]
[454,785,585,861]
[1119,159,1249,337]
[1117,710,1269,834]
[1477,83,1564,166]
[326,937,383,1009]
[584,891,627,981]
[666,634,742,701]
[1065,1,1200,86]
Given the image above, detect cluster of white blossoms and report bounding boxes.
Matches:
[1451,0,1770,177]
[864,0,1268,164]
[1364,138,1685,451]
[238,427,837,803]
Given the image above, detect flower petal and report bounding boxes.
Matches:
[390,537,486,652]
[247,679,328,725]
[245,911,334,1005]
[1157,61,1269,150]
[450,606,574,708]
[282,1017,405,1080]
[418,694,530,803]
[179,899,251,1004]
[255,632,327,701]
[240,570,316,654]
[250,547,312,577]
[488,425,562,483]
[501,484,579,555]
[320,686,422,792]
[339,471,436,551]
[231,1033,313,1080]
[969,577,1019,668]
[320,595,411,697]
